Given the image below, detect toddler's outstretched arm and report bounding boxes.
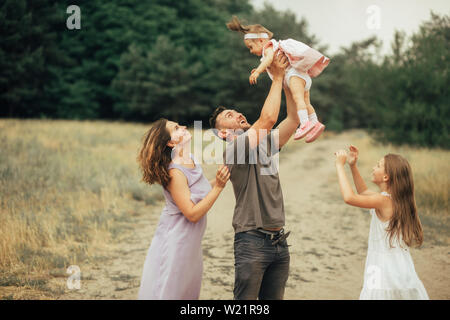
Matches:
[250,47,275,84]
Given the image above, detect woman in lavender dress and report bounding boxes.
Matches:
[137,119,230,300]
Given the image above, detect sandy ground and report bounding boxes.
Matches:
[55,132,449,300]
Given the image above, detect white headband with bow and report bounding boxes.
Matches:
[244,33,269,39]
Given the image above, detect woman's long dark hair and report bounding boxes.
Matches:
[138,119,173,188]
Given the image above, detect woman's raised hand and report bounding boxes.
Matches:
[215,165,230,189]
[347,145,359,166]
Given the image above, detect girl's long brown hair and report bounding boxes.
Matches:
[226,16,273,39]
[138,119,173,188]
[384,154,424,248]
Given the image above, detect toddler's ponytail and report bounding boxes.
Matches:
[226,16,273,39]
[226,16,250,34]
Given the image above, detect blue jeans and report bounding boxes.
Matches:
[233,230,290,300]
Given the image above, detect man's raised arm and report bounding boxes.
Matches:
[274,86,301,149]
[248,52,289,148]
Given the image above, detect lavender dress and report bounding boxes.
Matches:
[138,156,212,300]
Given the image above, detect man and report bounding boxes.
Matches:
[209,52,300,299]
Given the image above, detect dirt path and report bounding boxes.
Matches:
[56,132,449,300]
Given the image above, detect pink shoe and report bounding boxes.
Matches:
[305,122,325,143]
[294,121,315,140]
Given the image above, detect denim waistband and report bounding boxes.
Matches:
[245,228,285,240]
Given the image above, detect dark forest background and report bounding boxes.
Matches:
[1,0,449,147]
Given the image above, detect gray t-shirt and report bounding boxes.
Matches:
[224,130,284,233]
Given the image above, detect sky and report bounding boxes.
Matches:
[250,0,450,55]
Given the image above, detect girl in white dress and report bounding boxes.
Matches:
[334,146,429,300]
[226,16,330,143]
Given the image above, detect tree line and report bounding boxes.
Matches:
[0,0,448,148]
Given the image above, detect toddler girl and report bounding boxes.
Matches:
[227,16,330,143]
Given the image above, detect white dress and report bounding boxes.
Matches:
[359,192,429,300]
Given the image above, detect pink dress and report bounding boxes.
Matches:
[263,39,330,78]
[138,156,212,300]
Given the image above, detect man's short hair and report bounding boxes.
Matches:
[209,106,227,129]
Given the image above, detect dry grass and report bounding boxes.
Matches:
[0,119,163,298]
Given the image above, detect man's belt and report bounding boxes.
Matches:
[245,228,291,245]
